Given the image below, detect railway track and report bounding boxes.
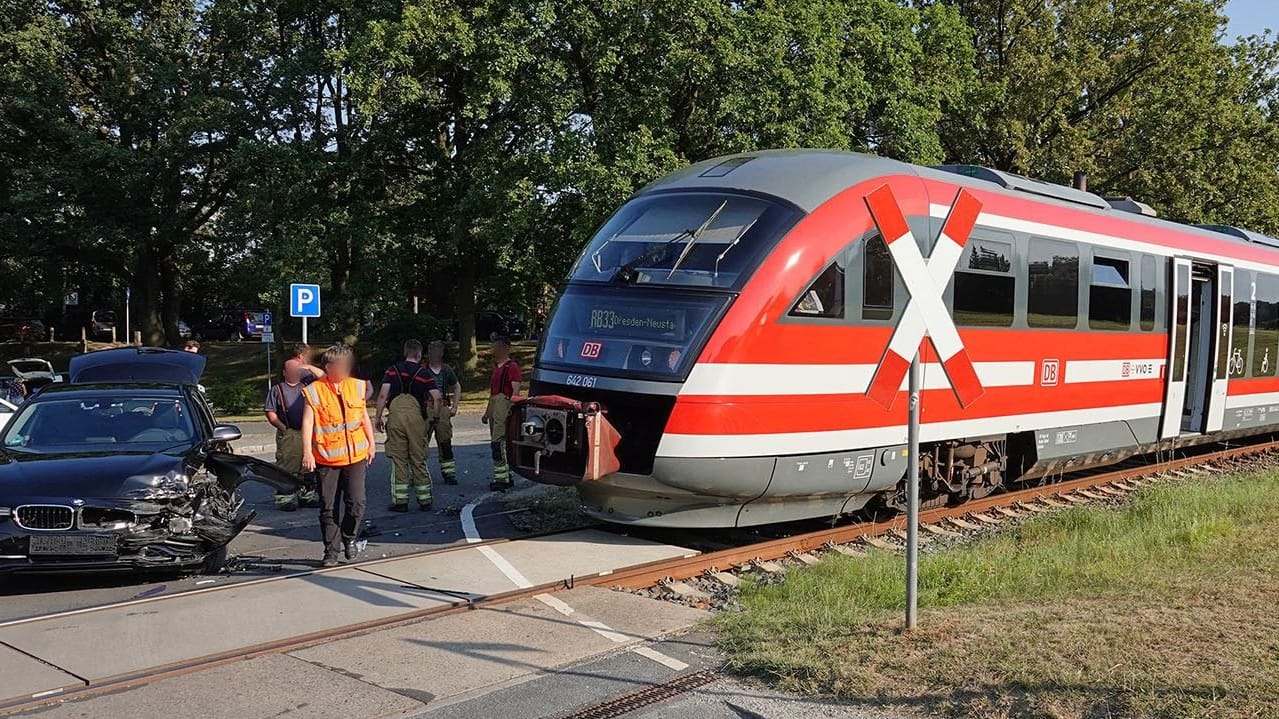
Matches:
[3,437,1275,716]
[580,436,1279,594]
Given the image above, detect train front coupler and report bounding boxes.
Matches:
[506,395,621,486]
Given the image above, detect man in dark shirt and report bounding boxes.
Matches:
[482,336,521,491]
[264,359,320,511]
[425,340,462,485]
[374,340,443,511]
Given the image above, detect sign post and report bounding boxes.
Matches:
[124,287,131,345]
[262,312,274,392]
[289,284,321,345]
[905,354,921,630]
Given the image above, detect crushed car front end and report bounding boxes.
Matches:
[0,378,300,574]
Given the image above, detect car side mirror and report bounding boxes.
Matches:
[211,424,243,443]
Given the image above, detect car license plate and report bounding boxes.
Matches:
[28,534,118,557]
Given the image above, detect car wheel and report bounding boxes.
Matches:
[233,331,244,342]
[200,545,229,575]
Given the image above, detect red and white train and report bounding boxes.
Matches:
[507,150,1279,527]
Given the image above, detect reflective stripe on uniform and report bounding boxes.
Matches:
[316,444,349,460]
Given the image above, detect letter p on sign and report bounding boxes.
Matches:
[290,283,321,318]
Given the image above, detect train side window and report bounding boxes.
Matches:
[790,259,846,319]
[1139,256,1156,331]
[1252,273,1279,377]
[953,238,1015,327]
[862,233,894,320]
[1089,255,1132,330]
[1027,238,1079,328]
[1230,271,1252,378]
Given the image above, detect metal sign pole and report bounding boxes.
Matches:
[905,353,921,630]
[302,317,308,345]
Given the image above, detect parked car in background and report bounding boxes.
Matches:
[0,318,46,342]
[59,309,117,341]
[195,311,266,341]
[447,310,526,342]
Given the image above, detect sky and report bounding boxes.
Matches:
[1224,0,1275,40]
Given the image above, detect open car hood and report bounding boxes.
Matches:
[70,348,205,385]
[205,452,306,494]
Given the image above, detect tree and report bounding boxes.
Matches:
[935,0,1279,232]
[0,1,267,345]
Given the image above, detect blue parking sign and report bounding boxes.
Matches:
[262,311,273,327]
[290,284,321,318]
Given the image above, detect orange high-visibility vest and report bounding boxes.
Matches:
[302,377,371,466]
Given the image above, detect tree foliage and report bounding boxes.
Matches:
[0,0,1276,353]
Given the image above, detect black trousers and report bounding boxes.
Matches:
[317,461,368,559]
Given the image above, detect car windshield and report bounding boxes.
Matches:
[2,395,196,453]
[570,192,800,290]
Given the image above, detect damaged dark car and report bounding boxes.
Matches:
[0,348,300,574]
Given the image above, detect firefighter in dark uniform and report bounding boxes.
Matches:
[424,340,461,484]
[482,335,521,491]
[263,358,321,510]
[373,340,442,511]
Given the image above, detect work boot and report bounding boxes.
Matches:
[418,500,433,511]
[299,488,321,508]
[275,494,299,512]
[321,555,339,568]
[488,480,513,492]
[389,503,409,513]
[343,538,360,561]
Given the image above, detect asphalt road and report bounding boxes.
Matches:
[0,414,519,622]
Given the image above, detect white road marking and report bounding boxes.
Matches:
[632,646,690,671]
[578,620,632,644]
[477,545,534,588]
[535,593,576,616]
[459,495,692,673]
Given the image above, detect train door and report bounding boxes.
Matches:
[1204,265,1235,431]
[1161,258,1217,438]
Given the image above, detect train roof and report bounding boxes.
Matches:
[641,149,1279,257]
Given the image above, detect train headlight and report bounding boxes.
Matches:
[545,417,565,446]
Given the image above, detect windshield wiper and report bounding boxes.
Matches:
[713,216,759,280]
[611,200,728,284]
[666,200,728,279]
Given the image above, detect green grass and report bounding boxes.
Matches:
[717,470,1279,718]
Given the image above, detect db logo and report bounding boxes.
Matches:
[1121,361,1131,378]
[580,341,603,359]
[1041,359,1060,387]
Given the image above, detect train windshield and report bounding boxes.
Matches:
[570,191,799,289]
[539,287,729,380]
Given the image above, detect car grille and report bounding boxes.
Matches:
[14,505,75,531]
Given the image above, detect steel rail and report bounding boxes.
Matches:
[3,437,1275,715]
[583,438,1279,590]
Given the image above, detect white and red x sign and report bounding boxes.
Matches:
[863,185,984,409]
